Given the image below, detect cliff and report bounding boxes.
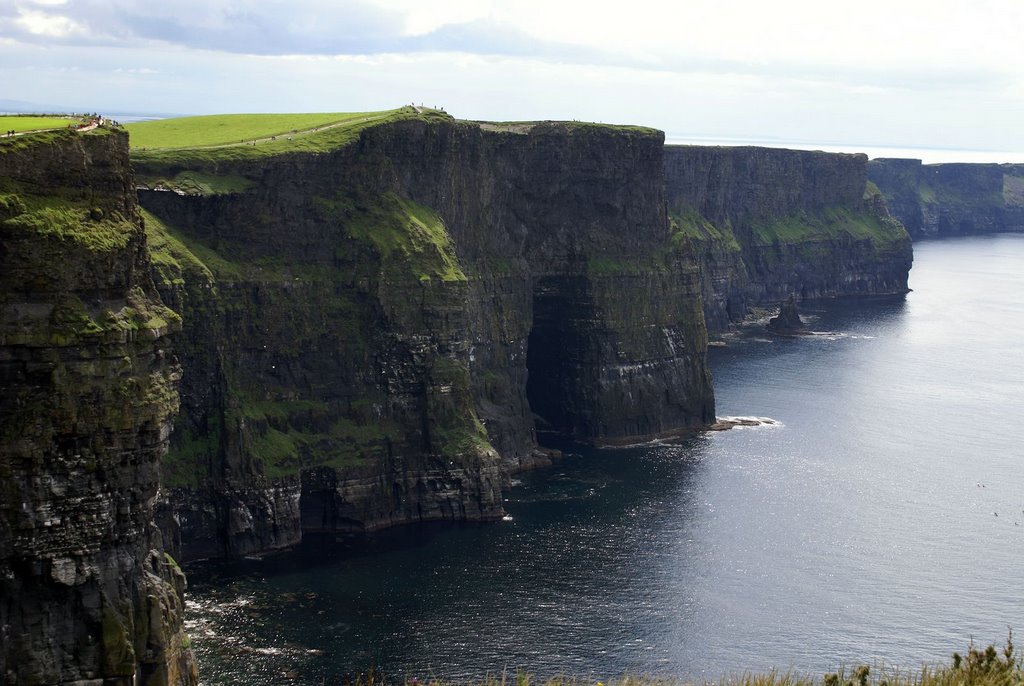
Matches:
[867,158,1024,238]
[134,110,715,561]
[0,130,196,684]
[665,146,913,332]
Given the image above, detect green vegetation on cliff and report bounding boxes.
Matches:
[140,170,255,195]
[142,209,216,286]
[236,398,395,479]
[145,186,482,485]
[42,288,179,344]
[1,195,135,253]
[750,207,909,248]
[670,209,742,251]
[318,191,467,282]
[1,131,137,254]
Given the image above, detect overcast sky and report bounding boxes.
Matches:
[2,0,1023,159]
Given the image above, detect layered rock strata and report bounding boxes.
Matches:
[867,158,1024,238]
[136,114,715,561]
[0,130,196,684]
[665,145,913,332]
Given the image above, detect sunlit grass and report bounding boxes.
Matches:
[125,110,390,149]
[0,115,84,133]
[128,107,453,168]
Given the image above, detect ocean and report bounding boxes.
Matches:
[185,233,1024,685]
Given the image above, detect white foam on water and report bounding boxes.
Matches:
[715,415,784,429]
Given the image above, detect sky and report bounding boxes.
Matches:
[2,0,1023,160]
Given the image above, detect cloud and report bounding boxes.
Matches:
[0,1,405,52]
[14,8,83,37]
[0,0,1020,97]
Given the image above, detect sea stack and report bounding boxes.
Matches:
[767,295,807,334]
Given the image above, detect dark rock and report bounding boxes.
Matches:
[137,118,716,561]
[665,145,913,333]
[867,158,1024,239]
[767,296,807,334]
[0,130,197,684]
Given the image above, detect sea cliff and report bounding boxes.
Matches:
[0,130,196,684]
[135,111,715,561]
[0,112,918,606]
[665,146,913,332]
[867,158,1024,238]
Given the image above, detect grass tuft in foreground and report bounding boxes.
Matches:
[331,635,1021,686]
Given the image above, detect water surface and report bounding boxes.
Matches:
[187,234,1024,684]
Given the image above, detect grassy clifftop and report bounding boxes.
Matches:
[128,106,453,167]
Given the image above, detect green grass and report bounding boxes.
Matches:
[0,115,85,133]
[23,286,179,347]
[142,208,247,281]
[126,111,383,148]
[0,181,138,253]
[141,208,216,287]
[322,191,467,282]
[670,209,742,251]
[129,107,453,167]
[3,203,134,252]
[239,400,398,478]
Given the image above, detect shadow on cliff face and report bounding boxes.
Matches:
[526,275,592,441]
[525,267,716,449]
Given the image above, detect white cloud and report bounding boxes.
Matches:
[362,0,492,36]
[15,8,83,37]
[0,1,1022,158]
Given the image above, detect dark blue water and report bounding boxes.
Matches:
[186,234,1024,685]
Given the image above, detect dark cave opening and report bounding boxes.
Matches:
[525,275,596,443]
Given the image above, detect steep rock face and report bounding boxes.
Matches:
[665,146,913,332]
[137,117,714,561]
[367,121,712,445]
[867,158,1024,238]
[0,130,196,684]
